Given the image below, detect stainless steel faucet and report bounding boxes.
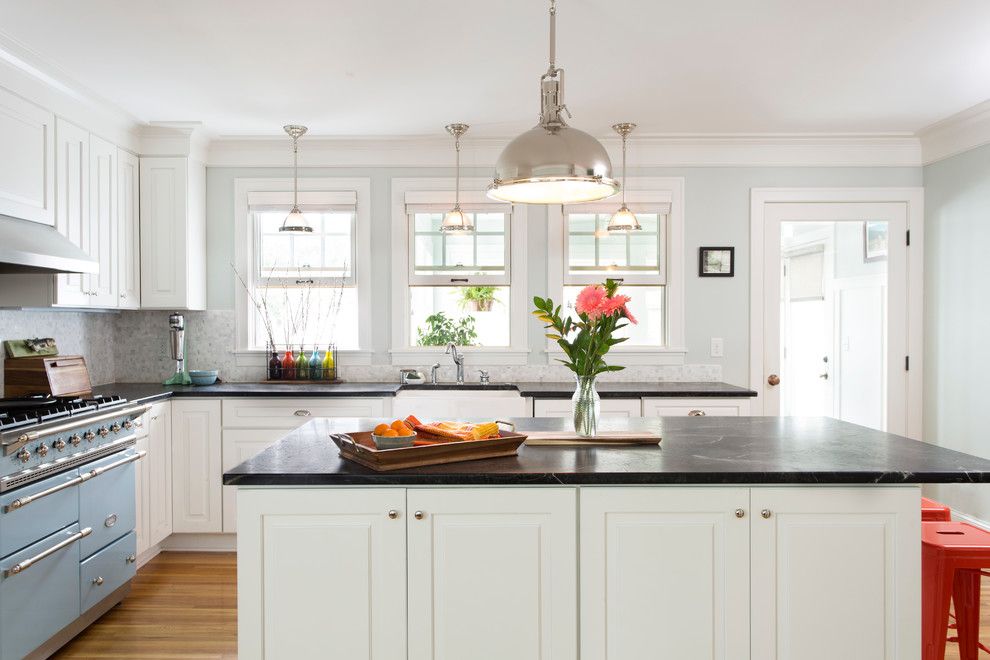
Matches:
[445,343,465,384]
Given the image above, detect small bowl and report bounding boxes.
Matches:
[371,433,416,450]
[188,370,219,386]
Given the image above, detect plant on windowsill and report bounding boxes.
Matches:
[458,286,497,312]
[533,278,637,437]
[416,312,478,347]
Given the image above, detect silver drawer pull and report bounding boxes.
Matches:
[92,576,104,586]
[104,513,118,528]
[126,554,137,564]
[293,410,312,417]
[4,474,85,513]
[688,410,707,417]
[4,527,92,577]
[81,450,146,482]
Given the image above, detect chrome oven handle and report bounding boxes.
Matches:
[3,474,85,513]
[3,527,92,577]
[2,403,151,455]
[80,450,146,482]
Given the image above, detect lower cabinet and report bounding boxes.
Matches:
[642,397,751,416]
[135,401,173,556]
[171,399,222,533]
[534,397,642,418]
[392,391,530,421]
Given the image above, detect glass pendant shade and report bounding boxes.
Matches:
[281,206,313,233]
[441,207,473,232]
[607,205,641,232]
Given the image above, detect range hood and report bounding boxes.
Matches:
[0,216,99,275]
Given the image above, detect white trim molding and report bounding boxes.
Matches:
[918,100,990,165]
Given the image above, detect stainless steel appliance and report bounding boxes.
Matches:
[0,394,148,659]
[164,313,191,386]
[0,216,98,275]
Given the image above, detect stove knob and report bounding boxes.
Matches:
[69,434,81,446]
[111,423,122,433]
[98,427,110,438]
[83,431,95,441]
[53,438,67,452]
[16,448,30,464]
[36,444,48,458]
[123,420,133,430]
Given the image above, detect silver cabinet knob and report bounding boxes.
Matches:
[53,438,67,451]
[104,513,118,528]
[761,509,772,519]
[92,576,104,586]
[69,434,81,446]
[387,510,398,519]
[735,508,745,518]
[414,511,425,520]
[36,444,48,458]
[17,448,30,463]
[688,410,707,417]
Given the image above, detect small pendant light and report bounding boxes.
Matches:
[280,124,313,233]
[607,123,641,233]
[442,123,473,232]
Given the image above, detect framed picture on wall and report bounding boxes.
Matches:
[699,247,734,277]
[863,221,888,262]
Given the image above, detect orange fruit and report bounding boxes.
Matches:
[390,420,408,433]
[381,429,399,437]
[373,423,389,435]
[397,424,414,436]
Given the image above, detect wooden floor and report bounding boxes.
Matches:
[54,552,237,660]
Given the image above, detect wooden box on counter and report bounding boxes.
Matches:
[3,355,92,398]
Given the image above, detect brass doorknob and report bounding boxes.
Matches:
[767,374,780,386]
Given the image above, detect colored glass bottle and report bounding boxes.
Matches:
[322,344,335,380]
[282,348,296,380]
[267,343,282,380]
[310,348,323,381]
[296,345,309,380]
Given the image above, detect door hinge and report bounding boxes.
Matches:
[905,355,910,371]
[906,230,911,246]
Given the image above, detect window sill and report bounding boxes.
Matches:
[234,349,374,368]
[545,347,687,367]
[390,347,530,367]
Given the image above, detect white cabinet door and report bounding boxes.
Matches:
[642,397,751,417]
[534,398,642,418]
[221,428,287,534]
[0,88,54,225]
[221,397,386,429]
[580,487,750,660]
[392,391,529,421]
[116,149,140,309]
[750,487,920,660]
[407,488,576,660]
[88,135,117,307]
[54,118,89,307]
[237,488,406,660]
[134,435,151,557]
[171,399,222,533]
[148,402,173,545]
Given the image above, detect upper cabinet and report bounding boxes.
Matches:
[117,150,141,308]
[139,157,206,310]
[88,135,118,307]
[0,87,55,225]
[53,118,90,306]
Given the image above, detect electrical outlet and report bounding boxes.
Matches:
[710,337,724,358]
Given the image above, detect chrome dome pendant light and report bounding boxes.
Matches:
[279,124,313,233]
[606,122,641,232]
[441,123,474,232]
[487,0,619,205]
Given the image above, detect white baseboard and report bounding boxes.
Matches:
[161,533,237,552]
[135,544,162,569]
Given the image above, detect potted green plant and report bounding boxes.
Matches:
[416,312,478,346]
[458,286,497,312]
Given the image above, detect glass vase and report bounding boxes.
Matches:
[572,375,601,438]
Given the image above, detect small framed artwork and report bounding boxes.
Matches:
[863,221,888,262]
[699,247,735,277]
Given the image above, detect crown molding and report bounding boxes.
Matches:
[139,121,210,162]
[207,133,922,169]
[917,100,990,165]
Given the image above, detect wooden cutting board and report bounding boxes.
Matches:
[523,431,661,446]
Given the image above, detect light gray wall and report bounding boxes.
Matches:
[206,165,920,386]
[923,143,990,520]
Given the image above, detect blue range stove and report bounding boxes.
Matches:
[0,394,148,660]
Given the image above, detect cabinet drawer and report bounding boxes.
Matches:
[80,531,136,613]
[534,398,642,418]
[0,469,80,558]
[642,398,751,417]
[392,391,528,421]
[79,450,138,559]
[222,398,385,428]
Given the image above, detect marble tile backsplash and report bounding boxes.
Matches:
[2,308,722,388]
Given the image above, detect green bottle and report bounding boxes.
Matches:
[296,345,309,380]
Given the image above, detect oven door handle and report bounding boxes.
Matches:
[80,450,146,483]
[3,474,85,513]
[3,527,92,577]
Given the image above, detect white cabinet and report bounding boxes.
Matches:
[221,428,288,534]
[134,434,151,556]
[0,87,54,225]
[534,397,642,418]
[139,156,206,310]
[642,397,751,417]
[147,402,173,545]
[88,135,117,307]
[116,149,140,308]
[392,390,529,421]
[407,488,577,660]
[750,487,919,660]
[221,397,385,429]
[171,399,222,533]
[237,488,407,660]
[580,487,751,660]
[54,118,90,306]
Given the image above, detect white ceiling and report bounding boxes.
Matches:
[2,0,989,138]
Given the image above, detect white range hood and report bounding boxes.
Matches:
[0,216,98,274]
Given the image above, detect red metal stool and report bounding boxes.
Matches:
[923,497,952,522]
[922,521,990,660]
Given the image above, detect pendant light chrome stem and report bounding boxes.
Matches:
[280,124,312,233]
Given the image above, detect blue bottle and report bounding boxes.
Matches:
[310,348,322,381]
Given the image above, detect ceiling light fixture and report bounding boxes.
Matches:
[279,124,312,233]
[487,0,619,205]
[441,123,473,232]
[606,122,641,232]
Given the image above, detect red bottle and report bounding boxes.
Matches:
[282,348,296,380]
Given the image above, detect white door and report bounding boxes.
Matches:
[117,149,140,308]
[237,488,407,660]
[760,202,909,434]
[171,399,222,533]
[580,487,750,660]
[407,488,577,660]
[0,88,54,225]
[88,135,117,307]
[750,487,920,660]
[147,402,173,545]
[54,118,89,306]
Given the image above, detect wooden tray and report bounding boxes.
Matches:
[524,431,661,447]
[331,427,527,472]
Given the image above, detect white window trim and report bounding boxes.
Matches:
[233,177,373,367]
[547,177,686,367]
[390,178,529,366]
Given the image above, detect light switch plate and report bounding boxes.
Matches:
[710,337,724,358]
